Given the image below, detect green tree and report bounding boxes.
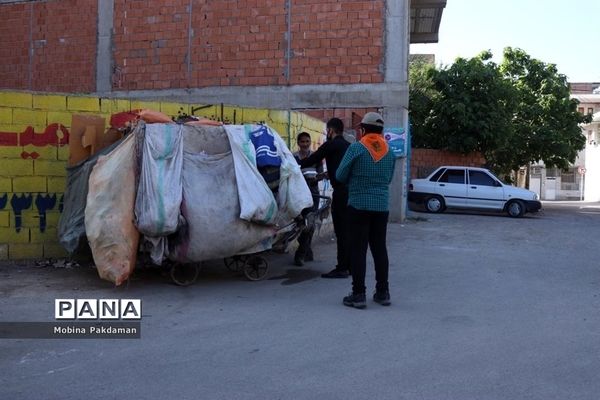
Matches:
[408,56,438,148]
[497,47,589,172]
[409,48,590,175]
[430,51,516,159]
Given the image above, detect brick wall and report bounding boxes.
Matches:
[0,0,97,92]
[0,90,324,260]
[1,0,384,92]
[288,0,384,85]
[410,149,486,179]
[0,3,29,90]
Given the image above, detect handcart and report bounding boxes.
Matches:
[169,194,331,286]
[66,119,321,286]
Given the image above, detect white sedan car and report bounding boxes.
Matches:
[408,166,542,218]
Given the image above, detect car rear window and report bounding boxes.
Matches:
[438,169,465,184]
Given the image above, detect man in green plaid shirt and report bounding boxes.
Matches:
[336,112,396,309]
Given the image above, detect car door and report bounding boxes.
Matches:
[434,168,467,208]
[466,169,505,210]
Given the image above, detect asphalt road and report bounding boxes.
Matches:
[1,202,599,400]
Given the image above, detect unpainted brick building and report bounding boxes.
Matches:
[0,0,447,226]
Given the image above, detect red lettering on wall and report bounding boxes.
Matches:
[0,124,70,148]
[19,124,70,147]
[20,151,40,159]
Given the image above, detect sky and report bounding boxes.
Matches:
[410,0,600,82]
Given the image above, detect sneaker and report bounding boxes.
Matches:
[321,268,349,279]
[343,292,366,309]
[373,291,391,306]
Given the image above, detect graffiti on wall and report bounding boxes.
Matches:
[0,193,61,233]
[0,124,69,150]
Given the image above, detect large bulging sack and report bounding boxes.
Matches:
[85,134,139,285]
[169,126,275,262]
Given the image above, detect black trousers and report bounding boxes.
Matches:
[347,206,390,295]
[331,188,350,271]
[296,225,314,259]
[296,191,318,259]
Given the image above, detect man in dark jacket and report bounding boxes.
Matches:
[300,118,350,278]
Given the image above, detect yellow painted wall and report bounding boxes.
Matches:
[0,90,325,260]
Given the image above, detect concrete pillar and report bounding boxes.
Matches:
[96,0,114,93]
[384,0,411,222]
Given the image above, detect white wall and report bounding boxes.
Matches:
[584,125,600,201]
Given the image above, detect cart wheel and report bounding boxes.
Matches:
[170,263,200,286]
[224,256,246,272]
[243,257,268,281]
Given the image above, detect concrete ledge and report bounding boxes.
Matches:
[100,83,409,110]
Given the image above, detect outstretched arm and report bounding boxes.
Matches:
[300,142,328,168]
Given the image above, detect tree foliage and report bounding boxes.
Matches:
[497,47,588,171]
[409,48,590,174]
[408,56,438,148]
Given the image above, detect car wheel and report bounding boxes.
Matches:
[506,200,525,218]
[425,195,445,213]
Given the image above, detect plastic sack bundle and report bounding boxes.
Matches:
[224,125,278,225]
[58,139,122,253]
[134,122,184,236]
[248,125,282,168]
[85,134,140,285]
[169,125,275,262]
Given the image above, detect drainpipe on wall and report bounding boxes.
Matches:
[96,0,115,93]
[285,0,292,148]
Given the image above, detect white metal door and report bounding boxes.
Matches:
[545,177,557,200]
[466,170,505,210]
[435,168,467,208]
[529,177,541,199]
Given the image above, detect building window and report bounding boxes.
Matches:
[560,168,579,191]
[588,108,594,114]
[561,170,575,183]
[578,107,585,114]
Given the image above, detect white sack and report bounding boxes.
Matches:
[135,122,184,236]
[169,126,275,262]
[224,125,278,225]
